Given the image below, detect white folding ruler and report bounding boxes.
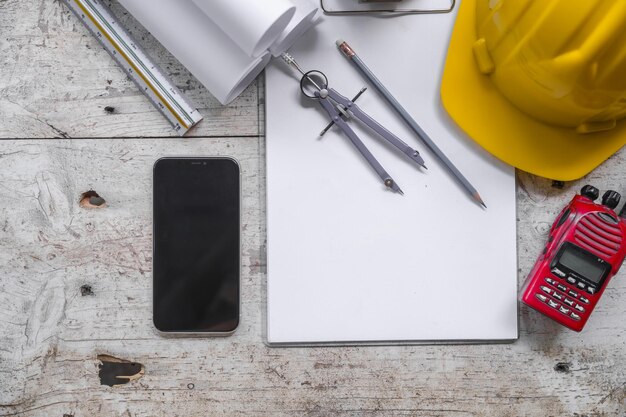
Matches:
[62,0,203,135]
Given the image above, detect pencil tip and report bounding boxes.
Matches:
[473,192,487,208]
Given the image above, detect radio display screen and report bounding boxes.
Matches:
[558,248,606,283]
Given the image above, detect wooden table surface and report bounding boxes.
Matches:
[1,1,624,416]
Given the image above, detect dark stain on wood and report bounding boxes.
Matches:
[79,190,106,209]
[80,284,94,296]
[554,362,571,373]
[104,106,115,114]
[97,354,144,387]
[90,196,105,206]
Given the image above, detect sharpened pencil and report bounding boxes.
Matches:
[336,39,487,208]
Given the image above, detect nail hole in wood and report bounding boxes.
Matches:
[80,285,94,296]
[554,362,571,373]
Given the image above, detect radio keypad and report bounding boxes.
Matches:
[553,270,598,296]
[545,278,557,286]
[541,272,593,320]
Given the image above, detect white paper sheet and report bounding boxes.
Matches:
[118,0,321,104]
[192,0,295,58]
[270,0,321,56]
[265,11,518,344]
[118,0,270,105]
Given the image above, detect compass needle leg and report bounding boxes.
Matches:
[326,89,426,169]
[317,95,403,195]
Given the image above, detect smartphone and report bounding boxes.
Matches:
[153,157,240,334]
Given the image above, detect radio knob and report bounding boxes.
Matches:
[601,190,621,210]
[580,185,599,201]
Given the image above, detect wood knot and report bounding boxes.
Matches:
[97,355,144,387]
[104,106,115,114]
[79,190,106,209]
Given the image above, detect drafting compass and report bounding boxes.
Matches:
[281,53,426,194]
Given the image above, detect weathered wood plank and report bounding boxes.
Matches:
[0,140,624,417]
[1,0,625,415]
[0,0,261,138]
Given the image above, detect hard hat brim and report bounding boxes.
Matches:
[441,0,626,181]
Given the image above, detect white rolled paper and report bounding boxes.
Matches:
[270,0,321,56]
[192,0,296,58]
[118,0,270,105]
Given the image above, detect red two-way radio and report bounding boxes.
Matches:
[521,185,626,332]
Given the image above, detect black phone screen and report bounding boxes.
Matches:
[153,158,240,333]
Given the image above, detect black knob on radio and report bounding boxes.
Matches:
[601,190,621,210]
[580,185,599,201]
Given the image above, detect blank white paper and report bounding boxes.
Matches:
[265,10,518,344]
[192,0,295,58]
[269,0,321,57]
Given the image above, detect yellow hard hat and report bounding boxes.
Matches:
[441,0,626,180]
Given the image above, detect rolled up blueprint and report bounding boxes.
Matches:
[270,0,321,56]
[118,0,270,105]
[192,0,296,58]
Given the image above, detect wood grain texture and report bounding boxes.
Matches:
[0,0,262,139]
[0,140,624,417]
[0,0,625,416]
